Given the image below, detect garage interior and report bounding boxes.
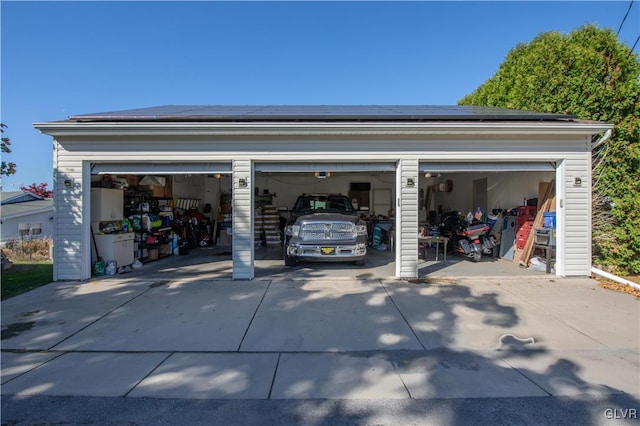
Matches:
[89,164,556,279]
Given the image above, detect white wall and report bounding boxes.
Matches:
[254,172,396,212]
[172,174,205,199]
[420,171,555,217]
[164,174,233,218]
[1,211,54,244]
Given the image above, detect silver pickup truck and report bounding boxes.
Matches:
[283,194,368,266]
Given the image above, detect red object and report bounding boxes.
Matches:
[189,211,203,221]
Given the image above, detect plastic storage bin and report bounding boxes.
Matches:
[543,212,556,228]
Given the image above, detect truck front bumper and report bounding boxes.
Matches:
[286,242,367,262]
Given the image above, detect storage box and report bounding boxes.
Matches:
[517,206,537,221]
[534,227,556,246]
[543,212,556,228]
[159,212,173,227]
[143,185,165,197]
[147,248,159,260]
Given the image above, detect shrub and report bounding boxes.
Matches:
[2,236,53,261]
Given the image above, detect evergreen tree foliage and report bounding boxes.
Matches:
[459,25,640,274]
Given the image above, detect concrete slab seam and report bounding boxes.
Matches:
[237,280,273,352]
[497,355,553,397]
[46,284,160,351]
[379,279,428,351]
[123,352,174,398]
[497,287,610,350]
[0,351,66,386]
[266,352,282,400]
[395,366,414,399]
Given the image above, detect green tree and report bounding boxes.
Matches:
[1,123,17,176]
[459,25,640,274]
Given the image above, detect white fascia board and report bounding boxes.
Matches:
[34,121,613,138]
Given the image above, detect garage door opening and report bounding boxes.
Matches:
[417,162,557,278]
[89,163,234,278]
[253,163,397,278]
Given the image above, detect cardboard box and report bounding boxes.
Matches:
[144,185,165,198]
[147,248,159,260]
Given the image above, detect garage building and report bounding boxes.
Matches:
[34,105,612,281]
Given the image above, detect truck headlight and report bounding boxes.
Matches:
[355,225,367,236]
[285,225,300,237]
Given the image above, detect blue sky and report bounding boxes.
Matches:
[1,1,638,190]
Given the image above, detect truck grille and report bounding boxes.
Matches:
[300,222,355,241]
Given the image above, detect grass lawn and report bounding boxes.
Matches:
[1,261,54,300]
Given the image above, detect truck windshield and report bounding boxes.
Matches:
[293,196,354,213]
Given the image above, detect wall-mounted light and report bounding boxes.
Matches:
[574,177,582,185]
[64,179,73,187]
[314,172,331,179]
[406,177,415,187]
[237,178,248,188]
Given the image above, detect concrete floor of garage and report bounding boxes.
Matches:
[112,243,549,281]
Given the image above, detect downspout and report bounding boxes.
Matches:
[591,267,640,292]
[590,128,612,150]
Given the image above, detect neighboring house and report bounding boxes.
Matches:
[1,191,54,244]
[34,105,612,282]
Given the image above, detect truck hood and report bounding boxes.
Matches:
[293,212,360,225]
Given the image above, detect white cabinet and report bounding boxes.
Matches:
[93,233,134,267]
[91,188,124,221]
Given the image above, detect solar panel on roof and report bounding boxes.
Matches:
[68,105,577,122]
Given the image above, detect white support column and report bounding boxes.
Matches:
[52,143,86,281]
[555,160,566,277]
[232,160,254,280]
[82,161,92,280]
[559,153,592,276]
[396,158,420,278]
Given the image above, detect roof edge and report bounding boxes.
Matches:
[34,121,613,138]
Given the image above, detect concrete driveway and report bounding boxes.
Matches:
[2,271,639,423]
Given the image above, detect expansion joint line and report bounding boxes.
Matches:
[379,279,428,351]
[237,280,273,352]
[46,283,160,351]
[267,352,282,400]
[124,352,174,397]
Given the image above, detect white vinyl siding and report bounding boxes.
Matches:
[562,154,592,276]
[419,162,555,172]
[255,162,396,172]
[232,160,254,280]
[397,159,419,278]
[41,124,608,281]
[53,141,86,280]
[91,163,231,174]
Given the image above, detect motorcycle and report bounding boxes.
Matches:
[438,211,496,262]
